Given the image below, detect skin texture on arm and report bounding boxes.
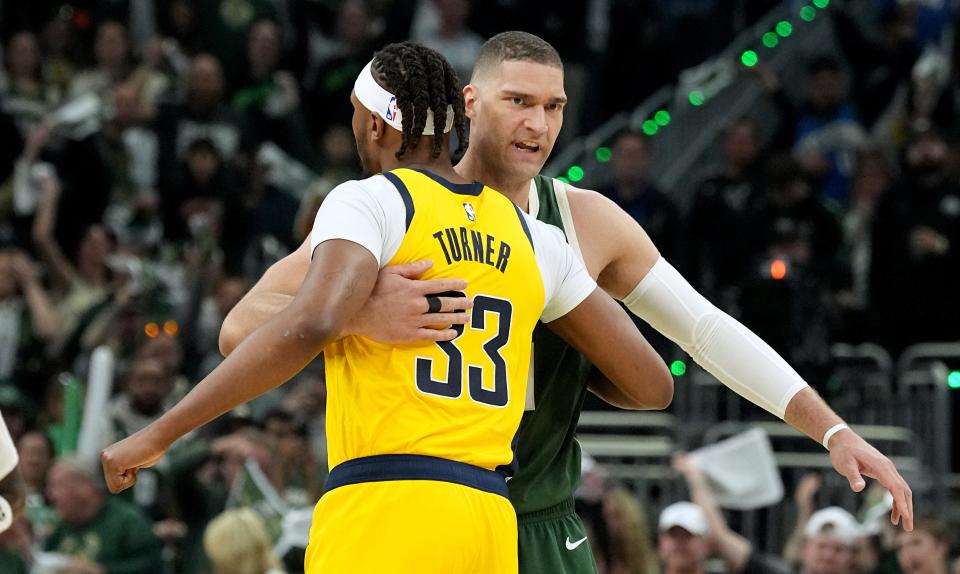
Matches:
[546,288,673,410]
[219,240,473,356]
[566,183,913,530]
[101,240,379,493]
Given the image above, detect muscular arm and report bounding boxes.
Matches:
[219,238,309,356]
[102,240,378,492]
[547,289,672,410]
[567,185,913,529]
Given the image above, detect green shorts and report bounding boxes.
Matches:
[517,499,599,574]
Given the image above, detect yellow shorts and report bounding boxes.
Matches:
[304,455,518,574]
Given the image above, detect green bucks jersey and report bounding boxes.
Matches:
[508,175,593,516]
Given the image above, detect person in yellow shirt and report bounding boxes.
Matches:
[101,42,671,574]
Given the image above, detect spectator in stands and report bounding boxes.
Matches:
[31,171,114,353]
[0,516,31,573]
[45,456,161,574]
[15,430,57,547]
[0,249,60,385]
[871,128,960,352]
[762,55,869,204]
[162,137,237,244]
[895,517,951,574]
[836,150,895,342]
[203,507,284,574]
[1,31,58,132]
[106,357,174,444]
[155,53,249,223]
[671,453,792,574]
[68,20,168,117]
[739,155,841,373]
[413,0,485,84]
[794,507,859,574]
[262,408,322,506]
[599,130,681,260]
[599,485,659,574]
[233,20,314,166]
[657,501,711,574]
[303,0,376,136]
[687,117,764,301]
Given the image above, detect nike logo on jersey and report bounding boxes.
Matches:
[565,536,588,550]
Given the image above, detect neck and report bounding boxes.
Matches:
[456,151,532,210]
[381,139,464,182]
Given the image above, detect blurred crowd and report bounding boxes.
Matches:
[0,0,957,573]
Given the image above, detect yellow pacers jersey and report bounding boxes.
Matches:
[323,168,545,473]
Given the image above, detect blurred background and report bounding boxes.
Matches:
[0,0,957,573]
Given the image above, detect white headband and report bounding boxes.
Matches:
[353,60,454,136]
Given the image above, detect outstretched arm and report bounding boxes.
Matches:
[567,185,913,531]
[102,239,379,493]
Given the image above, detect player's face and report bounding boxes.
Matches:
[466,60,566,182]
[350,90,380,175]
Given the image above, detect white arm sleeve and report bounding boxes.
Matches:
[622,257,809,418]
[0,412,17,481]
[310,175,406,266]
[528,217,597,323]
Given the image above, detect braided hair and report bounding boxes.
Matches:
[371,42,467,160]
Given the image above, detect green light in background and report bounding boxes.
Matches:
[689,90,705,106]
[741,50,759,67]
[654,110,671,126]
[813,0,829,8]
[567,165,585,182]
[641,120,659,136]
[595,146,612,163]
[762,32,779,48]
[557,176,570,184]
[800,6,816,21]
[776,20,793,37]
[948,370,960,389]
[670,360,687,377]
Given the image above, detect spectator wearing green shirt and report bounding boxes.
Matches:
[44,457,161,574]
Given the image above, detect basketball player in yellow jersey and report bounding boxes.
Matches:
[101,42,672,573]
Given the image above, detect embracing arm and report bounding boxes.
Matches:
[102,240,378,492]
[218,238,310,356]
[547,288,673,410]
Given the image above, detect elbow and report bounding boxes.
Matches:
[638,362,674,410]
[218,316,241,358]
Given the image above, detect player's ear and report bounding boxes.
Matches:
[370,112,386,142]
[463,84,479,120]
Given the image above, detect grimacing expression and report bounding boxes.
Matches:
[466,60,566,181]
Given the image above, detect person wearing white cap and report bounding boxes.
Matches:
[657,501,710,574]
[0,411,25,534]
[798,507,859,574]
[671,453,792,574]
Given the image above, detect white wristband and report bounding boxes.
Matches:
[822,423,849,450]
[0,495,12,533]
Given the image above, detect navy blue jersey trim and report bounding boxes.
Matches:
[383,171,415,231]
[513,204,535,252]
[324,454,509,498]
[412,168,483,196]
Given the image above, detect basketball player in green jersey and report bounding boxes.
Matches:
[221,32,913,574]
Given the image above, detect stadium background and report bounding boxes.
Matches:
[0,0,957,572]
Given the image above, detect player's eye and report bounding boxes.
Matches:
[511,96,524,106]
[546,103,561,112]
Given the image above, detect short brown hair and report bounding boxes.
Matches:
[471,31,563,82]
